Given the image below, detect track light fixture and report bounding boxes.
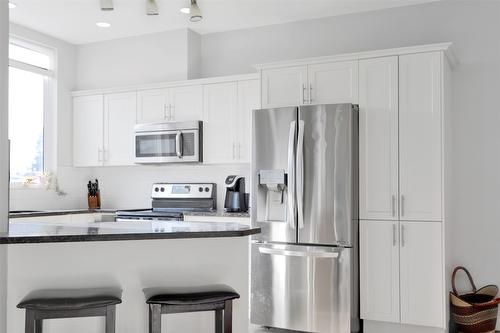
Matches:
[180,0,202,22]
[100,0,114,11]
[146,0,159,16]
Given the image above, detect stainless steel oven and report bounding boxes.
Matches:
[134,121,202,164]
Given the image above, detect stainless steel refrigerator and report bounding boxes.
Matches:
[250,103,359,333]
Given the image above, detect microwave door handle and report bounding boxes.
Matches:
[175,131,183,158]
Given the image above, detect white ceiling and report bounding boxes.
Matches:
[9,0,442,45]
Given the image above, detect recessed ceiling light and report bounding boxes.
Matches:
[96,22,111,28]
[8,2,17,9]
[180,7,190,14]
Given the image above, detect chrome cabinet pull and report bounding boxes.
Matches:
[401,194,405,217]
[98,148,103,162]
[401,224,406,247]
[238,142,242,160]
[391,195,396,217]
[169,104,174,121]
[232,142,236,160]
[302,84,307,104]
[393,224,397,246]
[309,83,313,104]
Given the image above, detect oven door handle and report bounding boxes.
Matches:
[175,131,183,158]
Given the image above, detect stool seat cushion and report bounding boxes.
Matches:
[146,284,240,306]
[17,288,122,311]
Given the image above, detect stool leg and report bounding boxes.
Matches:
[34,319,42,333]
[223,301,233,333]
[149,304,162,333]
[105,305,116,333]
[25,309,35,333]
[215,309,223,333]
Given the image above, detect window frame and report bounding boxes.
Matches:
[8,36,57,189]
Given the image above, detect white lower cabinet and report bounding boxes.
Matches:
[360,220,400,323]
[360,220,444,329]
[400,221,444,328]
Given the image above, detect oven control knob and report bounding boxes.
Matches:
[160,187,165,192]
[205,187,210,192]
[198,187,203,192]
[154,187,159,192]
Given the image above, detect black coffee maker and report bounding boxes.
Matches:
[224,175,248,212]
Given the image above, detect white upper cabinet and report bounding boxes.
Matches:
[73,95,104,167]
[136,88,168,123]
[236,79,260,163]
[104,92,137,166]
[399,52,442,221]
[203,82,238,164]
[137,85,202,123]
[360,220,400,323]
[168,85,203,122]
[308,61,358,104]
[400,221,444,328]
[359,56,399,220]
[261,66,308,108]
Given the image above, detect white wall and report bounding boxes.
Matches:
[75,29,201,90]
[199,0,500,290]
[0,3,9,333]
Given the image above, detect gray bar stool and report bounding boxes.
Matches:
[17,288,122,333]
[145,285,240,333]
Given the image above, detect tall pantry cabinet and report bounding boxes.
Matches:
[359,50,453,331]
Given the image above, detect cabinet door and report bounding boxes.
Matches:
[169,85,203,122]
[261,66,307,108]
[359,57,399,220]
[400,221,444,328]
[360,220,400,323]
[308,60,358,104]
[73,95,104,167]
[236,79,260,163]
[399,52,442,221]
[136,88,168,123]
[203,82,238,163]
[103,92,137,166]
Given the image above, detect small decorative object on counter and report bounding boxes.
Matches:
[87,179,101,209]
[450,266,500,333]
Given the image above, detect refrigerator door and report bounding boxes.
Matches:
[297,104,358,246]
[252,106,298,243]
[251,242,351,332]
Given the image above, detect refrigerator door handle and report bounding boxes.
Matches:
[296,120,305,229]
[258,244,340,259]
[287,121,297,229]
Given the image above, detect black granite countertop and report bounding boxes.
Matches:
[0,220,260,244]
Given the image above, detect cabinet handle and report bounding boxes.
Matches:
[309,83,313,104]
[393,224,397,247]
[104,149,108,162]
[401,224,406,247]
[238,142,241,160]
[232,142,236,160]
[401,194,405,217]
[98,148,103,162]
[163,104,168,120]
[302,84,307,105]
[392,195,396,217]
[169,104,174,121]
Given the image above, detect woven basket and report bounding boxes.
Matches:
[450,266,500,333]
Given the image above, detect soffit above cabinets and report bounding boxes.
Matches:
[9,0,442,45]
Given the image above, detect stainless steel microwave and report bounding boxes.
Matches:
[134,121,203,164]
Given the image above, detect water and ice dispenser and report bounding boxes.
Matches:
[258,169,287,221]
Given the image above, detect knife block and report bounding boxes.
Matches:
[88,191,101,210]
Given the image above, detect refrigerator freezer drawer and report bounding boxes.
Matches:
[251,243,351,333]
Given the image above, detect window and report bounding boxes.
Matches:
[8,38,55,185]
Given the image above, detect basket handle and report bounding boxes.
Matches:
[452,266,477,295]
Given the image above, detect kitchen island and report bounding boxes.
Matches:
[4,219,259,333]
